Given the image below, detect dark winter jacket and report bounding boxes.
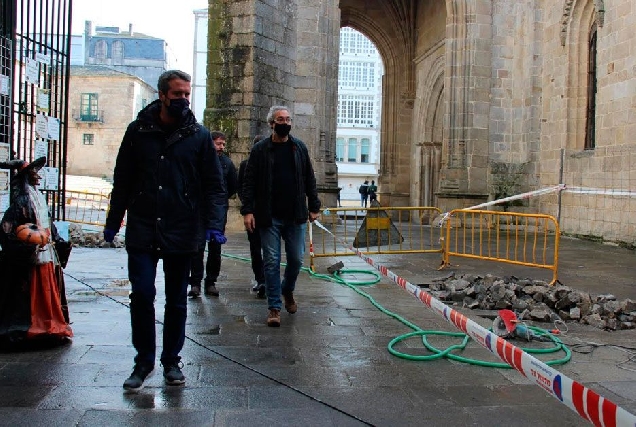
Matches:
[218,154,238,200]
[240,135,321,228]
[105,100,227,254]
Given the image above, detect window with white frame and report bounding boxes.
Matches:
[339,61,376,89]
[337,95,374,126]
[347,138,357,162]
[360,138,370,163]
[340,27,377,55]
[336,138,345,161]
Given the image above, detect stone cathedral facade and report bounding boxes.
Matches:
[205,0,636,246]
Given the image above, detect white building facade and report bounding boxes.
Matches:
[336,27,383,205]
[191,9,208,123]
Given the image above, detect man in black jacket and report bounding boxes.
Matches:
[104,70,227,392]
[241,106,321,327]
[237,135,266,299]
[188,131,237,297]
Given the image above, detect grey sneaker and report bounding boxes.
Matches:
[163,362,185,386]
[123,364,154,392]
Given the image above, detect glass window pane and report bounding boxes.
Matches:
[348,138,357,162]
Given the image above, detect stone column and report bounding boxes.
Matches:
[294,1,340,208]
[437,0,492,211]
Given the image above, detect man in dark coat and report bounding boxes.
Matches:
[187,130,237,297]
[104,70,227,392]
[241,106,321,327]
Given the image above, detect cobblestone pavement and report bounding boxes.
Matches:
[0,230,634,426]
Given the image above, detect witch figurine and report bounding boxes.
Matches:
[0,156,72,349]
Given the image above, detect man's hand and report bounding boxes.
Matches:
[206,229,227,244]
[103,228,117,242]
[309,211,320,222]
[244,213,256,233]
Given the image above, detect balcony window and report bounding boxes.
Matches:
[336,138,345,161]
[360,138,370,163]
[347,138,357,162]
[80,93,99,121]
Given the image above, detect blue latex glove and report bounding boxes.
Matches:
[206,229,227,244]
[103,228,117,243]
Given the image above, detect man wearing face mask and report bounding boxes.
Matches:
[104,70,227,392]
[240,106,321,327]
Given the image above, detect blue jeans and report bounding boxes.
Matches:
[127,250,190,367]
[259,218,306,311]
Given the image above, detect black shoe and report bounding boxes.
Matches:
[123,364,154,392]
[256,284,266,299]
[252,283,259,292]
[163,362,185,386]
[187,285,201,298]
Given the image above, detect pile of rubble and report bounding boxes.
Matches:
[67,223,125,248]
[423,273,636,331]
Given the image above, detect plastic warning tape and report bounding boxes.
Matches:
[312,219,636,427]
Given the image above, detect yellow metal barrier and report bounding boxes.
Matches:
[65,189,112,227]
[440,209,560,284]
[313,206,443,259]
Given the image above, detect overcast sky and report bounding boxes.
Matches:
[71,0,207,75]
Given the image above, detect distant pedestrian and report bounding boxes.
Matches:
[240,106,321,327]
[359,180,369,207]
[188,131,237,298]
[238,134,266,298]
[368,180,378,203]
[337,187,342,207]
[104,70,227,392]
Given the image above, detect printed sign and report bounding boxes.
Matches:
[34,139,48,160]
[40,166,59,191]
[25,57,39,84]
[37,88,50,112]
[0,74,9,96]
[47,116,60,140]
[0,143,9,162]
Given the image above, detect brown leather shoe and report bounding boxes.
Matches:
[267,309,281,327]
[283,292,297,314]
[204,284,219,297]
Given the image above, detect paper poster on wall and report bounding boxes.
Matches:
[0,74,9,96]
[47,116,60,141]
[35,52,49,65]
[37,88,50,113]
[0,143,9,162]
[0,192,9,213]
[0,170,8,191]
[25,58,39,84]
[40,166,59,191]
[34,140,48,160]
[35,114,48,138]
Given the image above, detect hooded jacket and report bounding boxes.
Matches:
[105,99,227,254]
[239,135,321,228]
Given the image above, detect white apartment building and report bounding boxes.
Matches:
[336,27,383,204]
[191,9,208,122]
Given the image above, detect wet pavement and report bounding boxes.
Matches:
[1,229,635,426]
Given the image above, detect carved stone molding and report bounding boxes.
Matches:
[561,0,605,46]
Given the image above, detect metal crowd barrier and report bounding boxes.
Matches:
[313,206,443,258]
[64,189,111,227]
[439,209,560,284]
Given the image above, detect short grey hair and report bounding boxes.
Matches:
[157,70,191,94]
[266,105,290,124]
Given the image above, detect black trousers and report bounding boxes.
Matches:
[189,239,221,287]
[247,229,265,284]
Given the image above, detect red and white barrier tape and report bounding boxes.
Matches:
[312,218,636,427]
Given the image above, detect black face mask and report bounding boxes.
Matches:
[274,123,291,137]
[166,98,190,119]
